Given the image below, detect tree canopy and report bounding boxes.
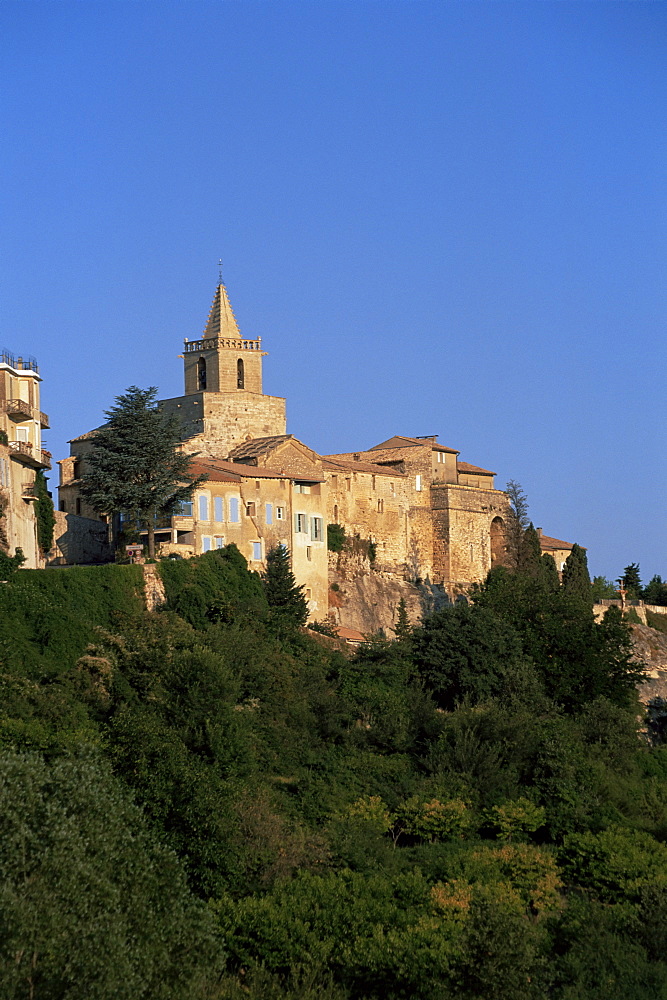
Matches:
[79,386,204,556]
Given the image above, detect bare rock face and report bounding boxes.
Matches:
[327,548,449,635]
[632,623,667,704]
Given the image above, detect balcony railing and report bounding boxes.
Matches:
[184,336,263,353]
[9,441,51,469]
[39,411,49,429]
[9,440,34,462]
[22,481,37,499]
[5,399,32,421]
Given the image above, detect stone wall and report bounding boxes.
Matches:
[431,483,509,592]
[50,510,113,565]
[160,391,286,458]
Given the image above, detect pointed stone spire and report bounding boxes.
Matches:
[203,283,241,341]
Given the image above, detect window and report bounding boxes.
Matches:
[237,358,245,389]
[197,357,207,390]
[331,475,338,489]
[377,499,384,513]
[306,546,312,561]
[76,498,81,515]
[415,475,422,492]
[252,541,262,561]
[294,483,311,494]
[179,500,193,517]
[280,479,286,490]
[346,478,351,492]
[246,502,256,517]
[310,516,323,541]
[215,536,224,549]
[372,475,376,490]
[214,496,224,522]
[265,503,273,524]
[255,480,260,490]
[390,482,395,496]
[276,506,284,520]
[229,497,240,522]
[202,536,212,552]
[198,495,209,520]
[333,504,338,523]
[295,513,307,533]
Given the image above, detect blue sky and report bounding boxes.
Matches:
[1,1,665,583]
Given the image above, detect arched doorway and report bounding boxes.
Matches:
[237,358,245,389]
[490,516,505,566]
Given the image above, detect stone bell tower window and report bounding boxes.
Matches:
[197,357,207,390]
[237,358,245,389]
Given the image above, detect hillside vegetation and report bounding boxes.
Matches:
[1,548,667,999]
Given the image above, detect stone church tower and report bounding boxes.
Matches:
[160,283,286,458]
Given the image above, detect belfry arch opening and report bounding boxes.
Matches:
[237,358,245,389]
[490,516,505,567]
[197,357,207,391]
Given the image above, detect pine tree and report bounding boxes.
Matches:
[262,544,309,626]
[621,562,642,600]
[79,386,204,557]
[562,543,591,602]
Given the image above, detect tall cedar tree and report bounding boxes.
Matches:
[504,480,530,570]
[80,386,205,557]
[562,543,591,602]
[263,544,309,626]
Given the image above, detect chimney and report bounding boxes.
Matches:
[536,528,542,537]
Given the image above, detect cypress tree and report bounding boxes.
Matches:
[392,597,413,640]
[517,524,542,579]
[562,543,591,601]
[539,553,561,592]
[263,544,309,626]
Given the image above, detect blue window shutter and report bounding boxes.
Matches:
[265,503,273,524]
[199,495,208,520]
[202,536,211,552]
[214,497,223,521]
[230,497,239,522]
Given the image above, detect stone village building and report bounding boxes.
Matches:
[57,281,575,621]
[0,349,51,568]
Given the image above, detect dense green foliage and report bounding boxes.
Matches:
[34,469,56,553]
[1,542,666,998]
[79,385,204,555]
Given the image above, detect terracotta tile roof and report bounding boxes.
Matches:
[457,461,495,476]
[334,626,368,643]
[69,427,102,443]
[190,458,289,481]
[369,435,459,455]
[322,456,407,477]
[539,534,578,551]
[227,435,294,460]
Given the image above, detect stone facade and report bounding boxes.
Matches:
[58,278,581,629]
[0,349,51,568]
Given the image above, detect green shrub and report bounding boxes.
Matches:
[327,523,346,552]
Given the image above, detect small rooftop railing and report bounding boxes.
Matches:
[0,350,39,373]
